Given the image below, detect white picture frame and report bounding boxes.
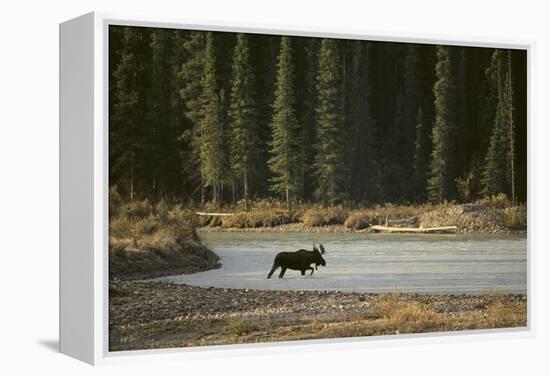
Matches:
[59,11,535,365]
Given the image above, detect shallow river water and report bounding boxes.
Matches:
[156,232,527,294]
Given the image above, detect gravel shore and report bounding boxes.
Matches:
[109,281,527,351]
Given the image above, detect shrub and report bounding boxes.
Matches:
[220,210,292,228]
[225,318,257,336]
[109,186,123,218]
[344,211,374,230]
[155,199,171,221]
[120,199,153,219]
[132,216,160,236]
[110,217,133,239]
[477,193,511,209]
[301,207,348,227]
[487,300,527,328]
[504,205,527,229]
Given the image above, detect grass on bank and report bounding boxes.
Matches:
[109,188,220,280]
[205,198,524,232]
[110,187,526,233]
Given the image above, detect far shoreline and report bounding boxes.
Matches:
[196,223,527,236]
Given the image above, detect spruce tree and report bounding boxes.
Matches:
[229,34,258,210]
[146,29,181,199]
[297,38,319,201]
[348,41,379,203]
[110,26,151,200]
[413,107,431,202]
[178,31,206,204]
[427,46,459,203]
[385,45,421,202]
[198,33,225,207]
[314,38,347,206]
[268,36,301,211]
[482,49,514,199]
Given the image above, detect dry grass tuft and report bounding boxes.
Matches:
[301,207,348,227]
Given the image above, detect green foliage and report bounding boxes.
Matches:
[428,46,459,203]
[413,107,431,202]
[199,33,226,207]
[109,26,527,208]
[268,36,301,210]
[229,34,259,209]
[110,26,151,200]
[347,41,381,203]
[385,45,421,202]
[178,32,205,125]
[482,50,514,199]
[314,39,348,206]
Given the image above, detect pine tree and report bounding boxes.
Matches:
[268,36,301,211]
[146,29,181,199]
[385,45,421,202]
[198,33,225,208]
[348,41,380,203]
[110,26,151,200]
[428,46,459,203]
[482,49,515,199]
[297,38,319,201]
[178,31,206,204]
[314,38,348,206]
[229,34,259,210]
[413,107,431,202]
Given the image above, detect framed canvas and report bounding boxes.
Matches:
[59,11,533,365]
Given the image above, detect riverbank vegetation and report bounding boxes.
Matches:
[111,188,526,234]
[109,282,527,351]
[109,27,526,213]
[109,189,220,280]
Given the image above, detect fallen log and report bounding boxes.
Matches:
[195,212,234,217]
[371,225,458,234]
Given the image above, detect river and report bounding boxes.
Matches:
[156,232,527,294]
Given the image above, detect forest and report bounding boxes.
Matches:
[109,25,527,210]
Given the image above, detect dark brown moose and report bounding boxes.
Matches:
[267,244,326,278]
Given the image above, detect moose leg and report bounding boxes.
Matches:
[267,263,279,279]
[301,270,305,276]
[308,267,315,276]
[278,267,287,278]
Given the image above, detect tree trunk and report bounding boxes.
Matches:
[285,186,290,211]
[200,169,205,207]
[508,49,516,205]
[130,150,135,201]
[244,169,249,211]
[231,176,236,207]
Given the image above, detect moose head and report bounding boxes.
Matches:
[312,244,327,267]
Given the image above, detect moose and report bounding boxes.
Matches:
[267,244,326,279]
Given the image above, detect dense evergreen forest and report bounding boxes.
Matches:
[109,25,527,209]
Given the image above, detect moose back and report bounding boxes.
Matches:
[267,244,326,278]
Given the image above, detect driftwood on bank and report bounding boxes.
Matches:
[196,212,235,217]
[371,225,458,234]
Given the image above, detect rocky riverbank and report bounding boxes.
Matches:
[109,281,527,351]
